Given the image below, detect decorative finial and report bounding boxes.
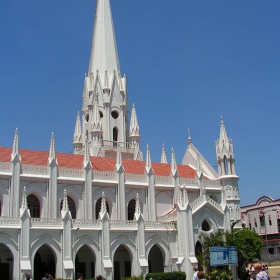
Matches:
[62,189,69,212]
[187,128,192,144]
[100,192,107,215]
[21,186,28,210]
[135,193,141,216]
[161,143,168,164]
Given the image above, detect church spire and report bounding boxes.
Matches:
[88,0,120,79]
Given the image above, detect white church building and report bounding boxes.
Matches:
[0,0,241,279]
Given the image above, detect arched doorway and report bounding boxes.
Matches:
[75,245,96,279]
[148,244,164,273]
[34,245,56,280]
[27,194,40,218]
[113,245,131,280]
[127,199,136,220]
[113,127,118,147]
[195,241,203,270]
[0,243,13,280]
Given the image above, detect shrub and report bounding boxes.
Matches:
[145,271,186,280]
[205,268,232,280]
[121,276,143,280]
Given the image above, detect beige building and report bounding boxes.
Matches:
[241,196,280,261]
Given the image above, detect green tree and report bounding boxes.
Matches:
[226,226,263,265]
[198,225,263,279]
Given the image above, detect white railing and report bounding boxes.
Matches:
[190,195,206,211]
[0,217,20,226]
[110,220,136,228]
[190,195,223,212]
[157,212,177,222]
[204,180,222,188]
[31,218,62,226]
[207,196,223,212]
[180,178,197,186]
[190,144,218,179]
[73,219,101,228]
[154,175,172,184]
[58,167,84,178]
[145,221,176,229]
[125,173,146,183]
[21,164,49,175]
[0,162,11,172]
[93,170,117,181]
[102,140,137,153]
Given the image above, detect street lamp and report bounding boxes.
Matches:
[259,209,277,259]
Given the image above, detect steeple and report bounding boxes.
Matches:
[88,0,120,79]
[216,117,236,177]
[160,143,168,164]
[75,0,141,160]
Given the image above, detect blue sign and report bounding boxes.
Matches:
[210,246,238,266]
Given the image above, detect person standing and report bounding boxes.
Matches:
[76,272,83,280]
[25,273,32,280]
[42,272,54,280]
[250,263,269,280]
[197,271,206,280]
[193,266,199,280]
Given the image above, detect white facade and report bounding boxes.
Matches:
[0,0,241,280]
[241,196,280,261]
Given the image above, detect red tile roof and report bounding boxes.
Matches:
[0,146,196,178]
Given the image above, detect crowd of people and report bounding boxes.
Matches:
[24,264,271,280]
[247,263,270,280]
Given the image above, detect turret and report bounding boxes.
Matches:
[216,117,240,223]
[215,117,236,177]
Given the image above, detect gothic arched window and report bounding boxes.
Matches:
[27,194,40,218]
[202,220,210,231]
[60,196,76,219]
[127,199,136,220]
[95,198,109,219]
[113,126,118,147]
[224,156,228,175]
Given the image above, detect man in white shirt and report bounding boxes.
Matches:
[193,266,199,280]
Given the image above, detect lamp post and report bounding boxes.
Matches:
[259,209,277,260]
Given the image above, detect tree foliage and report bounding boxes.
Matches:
[198,226,263,275]
[226,226,263,264]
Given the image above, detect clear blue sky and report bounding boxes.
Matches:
[0,1,279,206]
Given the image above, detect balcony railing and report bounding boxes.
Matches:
[102,140,137,153]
